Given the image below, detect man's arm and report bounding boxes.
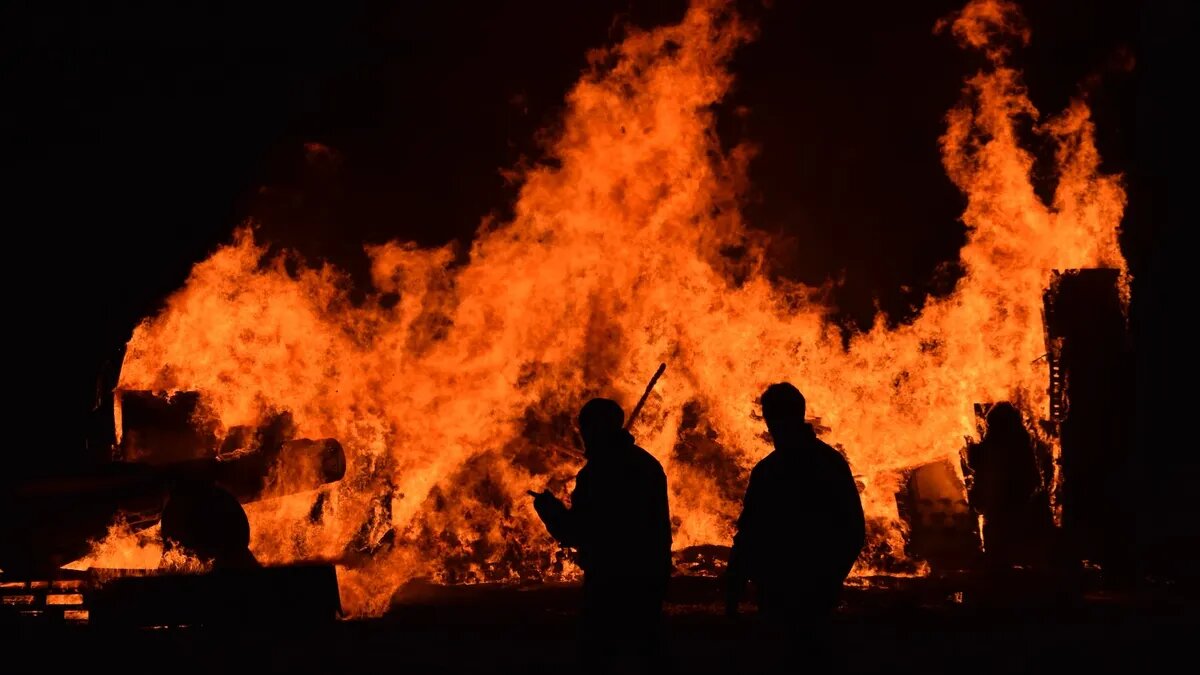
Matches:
[532,467,591,548]
[725,468,760,615]
[532,491,576,546]
[835,459,866,576]
[655,466,672,574]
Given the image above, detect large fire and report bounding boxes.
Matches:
[93,0,1126,616]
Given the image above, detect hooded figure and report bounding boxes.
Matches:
[967,402,1052,568]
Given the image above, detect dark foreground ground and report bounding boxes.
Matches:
[3,574,1194,674]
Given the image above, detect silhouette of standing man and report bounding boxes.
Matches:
[531,398,671,674]
[726,383,865,622]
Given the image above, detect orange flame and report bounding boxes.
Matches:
[97,0,1125,616]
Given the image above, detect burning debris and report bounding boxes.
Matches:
[897,459,980,572]
[0,390,345,577]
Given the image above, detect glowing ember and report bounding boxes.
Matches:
[44,593,84,605]
[87,0,1125,616]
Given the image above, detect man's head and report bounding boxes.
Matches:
[760,382,807,448]
[578,397,625,457]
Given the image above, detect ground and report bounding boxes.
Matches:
[2,574,1193,673]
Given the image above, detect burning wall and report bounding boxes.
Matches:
[97,0,1126,615]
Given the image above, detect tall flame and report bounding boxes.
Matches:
[107,0,1125,616]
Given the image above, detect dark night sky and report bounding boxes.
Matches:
[4,0,1190,554]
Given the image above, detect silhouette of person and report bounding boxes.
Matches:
[967,402,1052,568]
[531,398,671,674]
[725,383,865,623]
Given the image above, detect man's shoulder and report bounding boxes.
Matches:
[813,439,853,474]
[813,438,843,457]
[750,449,786,476]
[631,445,666,476]
[751,442,850,474]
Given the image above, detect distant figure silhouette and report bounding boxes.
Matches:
[531,398,671,674]
[967,402,1052,568]
[726,383,865,622]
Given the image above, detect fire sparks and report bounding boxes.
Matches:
[88,0,1126,616]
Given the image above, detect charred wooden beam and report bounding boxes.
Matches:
[1044,269,1135,579]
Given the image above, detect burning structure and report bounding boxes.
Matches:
[3,0,1138,627]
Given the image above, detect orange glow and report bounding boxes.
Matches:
[84,0,1125,616]
[45,593,84,605]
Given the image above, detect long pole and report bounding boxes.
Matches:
[624,363,667,431]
